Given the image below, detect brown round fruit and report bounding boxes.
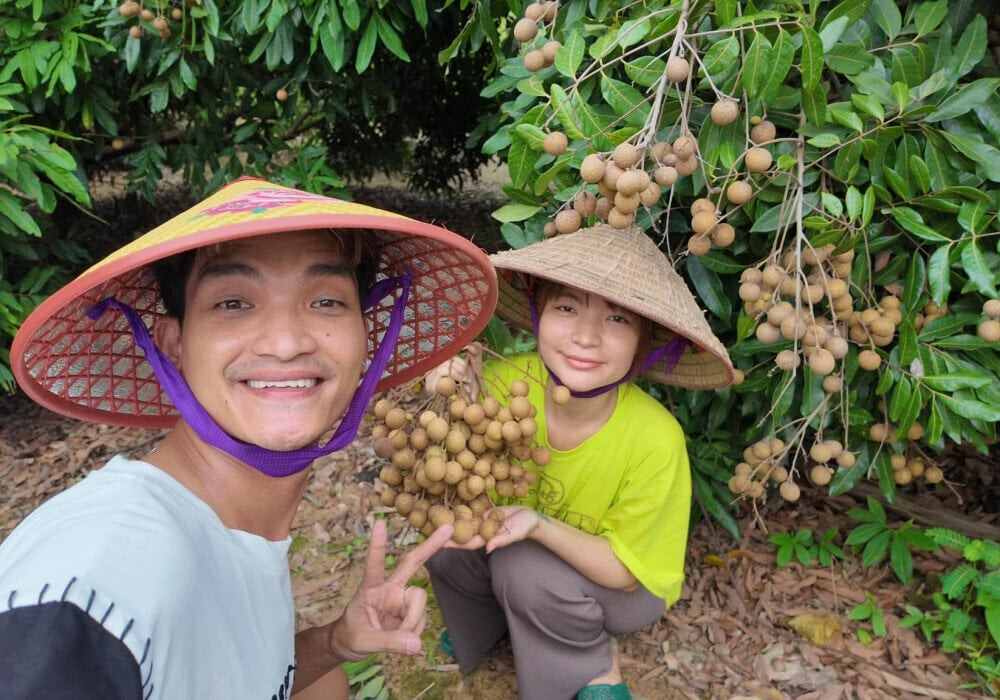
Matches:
[524,50,546,72]
[119,0,140,17]
[611,142,640,169]
[745,147,773,173]
[666,55,690,83]
[750,120,777,144]
[978,319,1000,342]
[541,40,561,64]
[672,135,697,160]
[779,481,800,502]
[524,2,545,20]
[858,349,881,370]
[129,25,143,39]
[654,166,678,187]
[543,131,568,156]
[810,465,832,486]
[983,299,1000,319]
[687,234,711,256]
[726,180,752,205]
[710,98,739,126]
[580,154,605,183]
[276,88,289,101]
[607,208,634,229]
[513,17,538,43]
[554,208,582,234]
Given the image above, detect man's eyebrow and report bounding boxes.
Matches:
[303,262,355,280]
[192,260,355,283]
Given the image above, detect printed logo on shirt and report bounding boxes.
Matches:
[271,663,295,700]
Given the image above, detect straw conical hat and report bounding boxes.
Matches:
[12,178,498,428]
[490,224,734,389]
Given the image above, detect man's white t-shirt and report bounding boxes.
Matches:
[0,455,297,698]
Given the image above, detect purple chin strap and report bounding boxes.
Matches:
[87,270,413,478]
[528,289,688,399]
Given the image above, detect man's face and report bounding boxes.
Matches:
[157,230,368,451]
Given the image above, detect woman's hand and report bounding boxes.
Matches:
[422,344,482,398]
[443,505,539,552]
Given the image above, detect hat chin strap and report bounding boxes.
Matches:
[527,289,688,399]
[87,270,413,478]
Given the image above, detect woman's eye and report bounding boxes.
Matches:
[609,314,630,324]
[314,298,345,309]
[217,299,248,310]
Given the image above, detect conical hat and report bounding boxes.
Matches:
[12,178,498,428]
[491,224,733,389]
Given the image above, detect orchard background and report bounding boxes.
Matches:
[2,0,1000,695]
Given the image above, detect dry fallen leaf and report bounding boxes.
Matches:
[786,614,841,644]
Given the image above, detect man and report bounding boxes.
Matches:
[0,178,497,697]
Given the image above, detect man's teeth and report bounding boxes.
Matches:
[247,379,317,389]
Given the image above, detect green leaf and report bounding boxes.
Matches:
[760,29,795,101]
[913,0,948,37]
[833,140,862,181]
[801,83,828,127]
[851,93,884,122]
[892,81,908,113]
[374,14,409,62]
[622,56,664,88]
[685,257,731,322]
[507,136,535,188]
[927,245,952,306]
[903,252,925,312]
[615,17,650,49]
[891,207,951,242]
[949,15,986,79]
[555,31,585,79]
[743,31,772,97]
[702,36,739,78]
[939,394,1000,422]
[908,155,931,194]
[599,76,648,123]
[824,43,874,76]
[549,84,587,141]
[959,242,997,297]
[807,133,841,148]
[799,26,823,91]
[870,0,902,40]
[927,78,1000,122]
[831,106,864,133]
[921,372,990,392]
[890,535,913,583]
[354,17,378,73]
[937,131,1000,182]
[491,203,541,223]
[514,124,546,150]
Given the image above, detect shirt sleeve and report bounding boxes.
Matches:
[599,413,692,606]
[0,601,144,698]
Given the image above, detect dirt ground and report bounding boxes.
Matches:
[1,389,996,700]
[2,177,998,698]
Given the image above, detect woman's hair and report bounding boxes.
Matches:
[152,229,380,321]
[532,277,656,378]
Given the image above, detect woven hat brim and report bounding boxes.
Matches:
[490,225,734,390]
[12,179,498,428]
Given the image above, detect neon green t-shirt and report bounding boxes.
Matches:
[485,352,692,606]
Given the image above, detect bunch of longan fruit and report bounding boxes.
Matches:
[513,2,561,73]
[728,437,799,503]
[371,374,553,544]
[119,0,182,40]
[868,418,944,486]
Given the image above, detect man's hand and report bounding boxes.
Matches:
[327,519,452,660]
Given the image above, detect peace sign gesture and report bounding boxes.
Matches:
[327,518,453,661]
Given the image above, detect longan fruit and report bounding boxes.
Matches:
[983,299,1000,319]
[672,135,697,160]
[554,208,582,234]
[508,379,529,397]
[894,468,913,485]
[766,301,793,325]
[907,422,924,441]
[408,509,428,528]
[639,183,662,207]
[481,396,501,418]
[524,2,545,19]
[544,131,568,156]
[153,14,168,31]
[810,465,832,486]
[513,17,538,42]
[750,120,777,144]
[858,349,881,370]
[541,40,561,64]
[384,407,407,429]
[674,156,698,176]
[594,197,613,220]
[757,323,782,345]
[171,7,183,20]
[530,445,552,466]
[129,25,143,39]
[654,166,678,187]
[452,519,479,544]
[711,222,736,247]
[574,190,597,217]
[726,180,752,205]
[612,142,640,169]
[890,453,906,470]
[666,55,690,83]
[119,0,140,17]
[744,147,773,173]
[501,421,523,443]
[510,396,532,419]
[552,385,571,404]
[780,315,807,341]
[379,466,403,486]
[710,98,740,126]
[426,416,450,442]
[140,7,154,21]
[728,474,751,494]
[687,234,711,256]
[607,207,635,229]
[978,319,1000,342]
[869,422,893,442]
[524,50,546,72]
[779,481,801,502]
[906,458,925,478]
[822,375,843,393]
[435,375,458,397]
[541,0,558,21]
[924,466,944,484]
[824,336,849,360]
[580,154,606,183]
[691,211,718,235]
[835,450,856,468]
[808,348,836,376]
[613,191,640,214]
[615,169,650,196]
[394,492,415,516]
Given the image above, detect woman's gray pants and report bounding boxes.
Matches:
[425,540,665,700]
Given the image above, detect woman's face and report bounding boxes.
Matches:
[536,284,643,393]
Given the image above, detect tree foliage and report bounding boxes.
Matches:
[0,0,500,390]
[450,0,1000,533]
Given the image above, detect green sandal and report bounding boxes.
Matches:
[439,629,456,658]
[575,682,632,700]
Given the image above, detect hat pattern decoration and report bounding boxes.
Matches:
[13,178,498,430]
[490,224,734,390]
